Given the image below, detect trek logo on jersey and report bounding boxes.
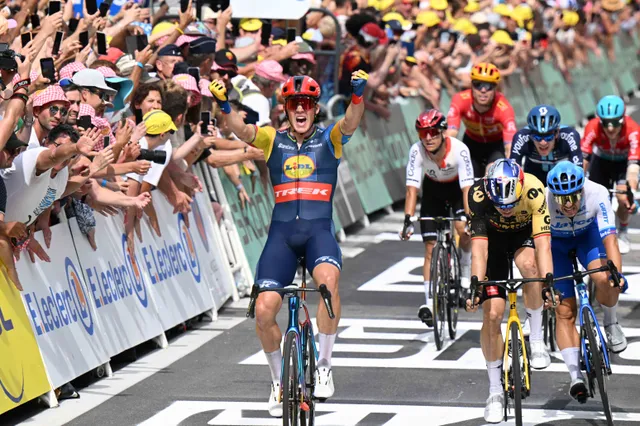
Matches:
[282,153,317,181]
[273,182,332,203]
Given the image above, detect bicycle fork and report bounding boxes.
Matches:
[503,293,531,395]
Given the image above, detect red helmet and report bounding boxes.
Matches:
[416,109,447,131]
[281,76,321,100]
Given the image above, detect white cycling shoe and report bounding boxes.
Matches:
[268,381,283,417]
[484,393,505,423]
[529,340,551,369]
[314,365,335,399]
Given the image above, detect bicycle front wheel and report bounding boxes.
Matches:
[431,243,447,350]
[583,313,613,426]
[509,322,524,426]
[300,325,315,426]
[282,331,300,426]
[543,309,557,352]
[447,242,460,340]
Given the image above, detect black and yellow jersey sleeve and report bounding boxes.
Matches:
[251,126,277,161]
[523,174,551,238]
[468,180,490,239]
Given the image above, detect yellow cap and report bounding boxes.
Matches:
[143,110,178,135]
[512,4,533,21]
[464,1,480,13]
[416,11,441,27]
[493,4,513,18]
[152,21,177,36]
[491,29,515,46]
[562,10,580,26]
[430,0,448,11]
[405,56,417,64]
[272,39,287,46]
[240,18,263,32]
[382,12,404,22]
[374,0,394,10]
[453,18,478,35]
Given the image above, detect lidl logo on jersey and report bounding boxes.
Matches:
[282,153,317,181]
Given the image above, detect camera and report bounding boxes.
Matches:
[0,43,25,71]
[137,149,167,164]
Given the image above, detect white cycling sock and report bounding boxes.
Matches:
[603,303,618,326]
[487,359,503,395]
[526,306,544,342]
[318,333,336,367]
[265,349,282,382]
[424,281,431,305]
[560,347,581,381]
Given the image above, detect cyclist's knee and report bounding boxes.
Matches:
[556,300,577,322]
[312,262,340,292]
[515,254,537,278]
[483,301,505,328]
[255,293,282,329]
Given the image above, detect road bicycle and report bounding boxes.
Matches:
[414,205,465,350]
[469,251,556,426]
[546,249,620,426]
[543,305,557,352]
[247,258,335,426]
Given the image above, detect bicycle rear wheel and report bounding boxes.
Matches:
[509,322,524,426]
[431,243,447,350]
[583,313,613,426]
[300,325,315,426]
[447,243,460,340]
[282,331,300,426]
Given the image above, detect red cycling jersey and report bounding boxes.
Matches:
[581,116,640,162]
[447,90,517,144]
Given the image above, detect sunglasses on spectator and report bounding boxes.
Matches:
[217,69,237,78]
[600,117,624,128]
[472,81,497,91]
[285,96,317,111]
[554,192,582,206]
[85,87,109,101]
[418,128,441,139]
[531,132,555,142]
[49,105,68,116]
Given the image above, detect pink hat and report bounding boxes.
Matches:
[96,66,117,78]
[176,35,199,47]
[33,85,70,108]
[99,47,125,64]
[255,60,287,82]
[199,78,213,97]
[60,62,87,80]
[292,52,316,64]
[173,73,201,107]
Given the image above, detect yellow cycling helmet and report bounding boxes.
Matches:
[491,30,515,46]
[416,11,441,27]
[562,10,580,26]
[471,62,501,84]
[453,18,478,35]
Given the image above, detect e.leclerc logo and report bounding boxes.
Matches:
[122,234,149,307]
[65,258,94,335]
[179,213,201,282]
[192,199,210,252]
[0,307,24,403]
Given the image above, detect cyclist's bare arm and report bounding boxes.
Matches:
[534,235,553,277]
[471,237,488,281]
[627,162,639,191]
[603,234,622,273]
[404,186,419,217]
[222,109,258,143]
[462,186,471,216]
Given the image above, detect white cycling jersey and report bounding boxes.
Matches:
[546,180,617,239]
[405,136,474,188]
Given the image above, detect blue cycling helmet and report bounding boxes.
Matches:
[484,159,525,208]
[596,95,625,120]
[527,105,561,134]
[547,161,585,195]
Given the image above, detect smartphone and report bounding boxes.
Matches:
[40,58,56,83]
[78,115,93,129]
[79,31,89,49]
[286,28,296,43]
[187,67,200,83]
[68,18,79,34]
[21,32,32,48]
[48,0,61,15]
[103,135,110,148]
[136,34,148,51]
[97,32,108,55]
[200,111,210,135]
[30,14,40,29]
[99,0,112,17]
[261,21,271,46]
[125,35,137,55]
[180,0,189,13]
[134,108,143,124]
[85,0,97,14]
[52,31,64,56]
[210,0,230,11]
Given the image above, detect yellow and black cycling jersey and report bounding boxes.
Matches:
[468,173,551,238]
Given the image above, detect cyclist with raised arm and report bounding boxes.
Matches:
[465,159,553,423]
[447,63,517,177]
[209,70,368,416]
[546,161,627,402]
[510,105,583,183]
[581,95,640,254]
[400,109,474,326]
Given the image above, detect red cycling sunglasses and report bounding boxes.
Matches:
[418,128,441,139]
[285,96,317,111]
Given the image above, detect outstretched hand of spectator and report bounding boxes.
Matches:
[133,192,152,210]
[0,222,27,240]
[173,190,192,215]
[26,237,50,263]
[90,145,115,176]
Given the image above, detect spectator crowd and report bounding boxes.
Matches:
[0,0,638,303]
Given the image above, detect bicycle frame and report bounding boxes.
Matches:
[504,290,531,393]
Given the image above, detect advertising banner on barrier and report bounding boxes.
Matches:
[68,216,164,358]
[16,226,110,389]
[0,274,51,414]
[135,195,215,330]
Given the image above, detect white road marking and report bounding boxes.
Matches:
[340,247,365,258]
[18,318,245,426]
[138,400,640,426]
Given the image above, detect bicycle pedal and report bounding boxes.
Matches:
[300,402,310,412]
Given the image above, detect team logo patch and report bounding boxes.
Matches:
[273,182,332,203]
[283,154,316,181]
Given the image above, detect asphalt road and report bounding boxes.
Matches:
[6,98,640,426]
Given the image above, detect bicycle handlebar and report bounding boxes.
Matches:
[246,283,336,320]
[412,216,467,223]
[547,260,620,289]
[468,273,556,309]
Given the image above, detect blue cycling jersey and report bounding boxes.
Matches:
[510,126,583,183]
